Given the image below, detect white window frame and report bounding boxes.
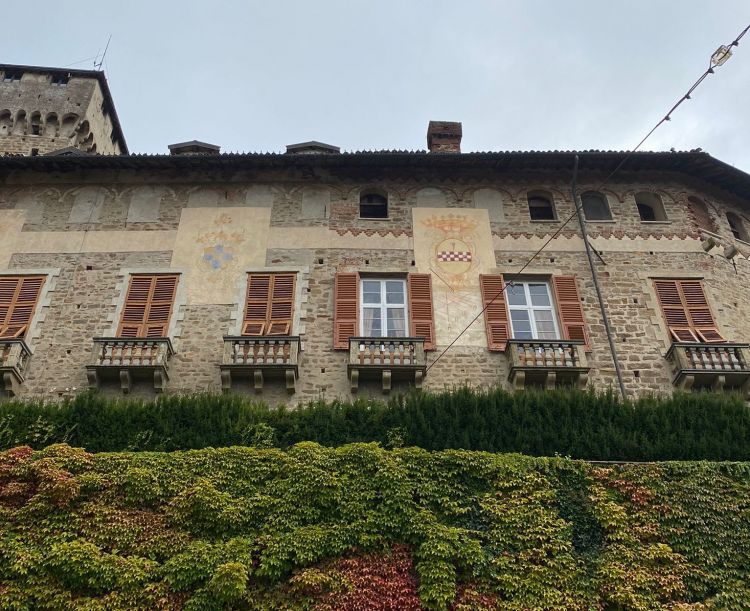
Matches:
[507,281,560,340]
[359,277,408,337]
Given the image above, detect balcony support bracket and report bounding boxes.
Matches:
[253,369,264,393]
[285,369,296,393]
[119,369,132,394]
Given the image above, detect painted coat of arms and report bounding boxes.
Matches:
[423,214,479,289]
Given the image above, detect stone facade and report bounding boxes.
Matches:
[0,69,749,405]
[1,150,749,405]
[0,64,126,157]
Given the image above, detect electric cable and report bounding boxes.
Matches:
[425,22,750,375]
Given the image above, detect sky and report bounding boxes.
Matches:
[2,1,749,170]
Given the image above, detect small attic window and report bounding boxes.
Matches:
[359,190,388,219]
[51,74,69,86]
[527,191,556,221]
[635,192,668,222]
[3,71,22,83]
[581,191,612,220]
[726,212,749,242]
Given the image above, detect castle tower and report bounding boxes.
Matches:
[0,64,127,156]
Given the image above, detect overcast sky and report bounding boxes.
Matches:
[2,1,749,170]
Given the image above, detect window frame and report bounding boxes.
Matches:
[635,192,669,222]
[581,191,613,221]
[358,189,389,219]
[527,192,557,221]
[359,277,409,338]
[506,280,561,341]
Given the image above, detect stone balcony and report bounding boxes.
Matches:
[348,337,426,393]
[86,337,174,393]
[666,342,750,394]
[0,339,31,398]
[506,340,589,389]
[220,336,300,393]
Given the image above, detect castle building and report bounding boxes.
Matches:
[1,64,750,403]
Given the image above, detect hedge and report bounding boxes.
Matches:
[2,388,750,460]
[1,443,750,609]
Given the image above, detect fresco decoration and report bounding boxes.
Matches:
[170,208,270,305]
[413,209,497,346]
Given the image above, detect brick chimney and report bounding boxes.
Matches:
[427,121,462,153]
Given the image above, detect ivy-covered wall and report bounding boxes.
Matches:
[2,443,750,610]
[2,388,750,461]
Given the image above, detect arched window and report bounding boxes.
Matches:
[527,191,556,221]
[726,212,749,242]
[29,112,42,136]
[581,191,612,220]
[635,192,668,222]
[687,196,718,233]
[359,189,388,219]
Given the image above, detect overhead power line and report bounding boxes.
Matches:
[425,22,750,377]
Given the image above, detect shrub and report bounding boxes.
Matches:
[1,388,750,460]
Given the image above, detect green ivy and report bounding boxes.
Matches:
[2,443,750,608]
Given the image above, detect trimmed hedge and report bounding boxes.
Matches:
[2,388,750,460]
[2,443,750,609]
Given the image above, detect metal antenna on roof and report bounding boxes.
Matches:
[94,35,112,71]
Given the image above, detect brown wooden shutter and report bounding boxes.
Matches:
[0,275,45,338]
[333,272,359,349]
[552,275,590,349]
[407,273,436,350]
[117,274,178,338]
[479,274,511,351]
[243,274,271,335]
[654,279,723,343]
[241,273,296,336]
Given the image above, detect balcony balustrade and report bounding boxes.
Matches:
[507,340,589,389]
[666,342,750,394]
[348,337,426,393]
[220,336,299,393]
[86,337,173,393]
[0,339,31,398]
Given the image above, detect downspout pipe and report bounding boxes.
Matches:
[571,155,627,398]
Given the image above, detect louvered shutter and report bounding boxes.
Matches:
[479,274,511,351]
[407,273,435,350]
[333,272,359,349]
[268,273,296,335]
[552,276,590,349]
[241,273,296,336]
[117,274,178,338]
[0,275,45,338]
[654,279,723,343]
[242,274,271,335]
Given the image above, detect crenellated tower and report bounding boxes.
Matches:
[0,63,127,156]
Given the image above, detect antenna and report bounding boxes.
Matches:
[94,35,112,70]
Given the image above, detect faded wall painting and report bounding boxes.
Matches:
[170,207,270,304]
[413,208,497,346]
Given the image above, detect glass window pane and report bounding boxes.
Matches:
[363,307,381,336]
[387,308,406,337]
[510,310,532,338]
[385,280,404,304]
[534,309,553,322]
[506,284,527,306]
[362,280,381,304]
[528,284,551,306]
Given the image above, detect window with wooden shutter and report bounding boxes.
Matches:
[117,274,178,338]
[0,275,45,338]
[241,272,296,336]
[552,275,590,349]
[333,272,359,349]
[654,279,724,343]
[479,274,511,351]
[407,273,435,350]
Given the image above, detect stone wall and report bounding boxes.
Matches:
[1,164,750,405]
[0,70,121,156]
